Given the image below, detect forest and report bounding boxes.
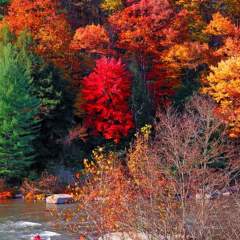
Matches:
[0,0,240,239]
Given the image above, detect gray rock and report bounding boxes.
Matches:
[13,193,23,199]
[222,191,231,197]
[46,194,73,204]
[98,232,167,240]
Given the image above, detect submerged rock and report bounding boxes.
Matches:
[46,194,73,204]
[14,221,42,228]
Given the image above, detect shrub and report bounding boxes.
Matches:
[21,171,62,200]
[61,95,239,239]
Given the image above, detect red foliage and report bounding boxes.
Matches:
[109,0,189,59]
[147,63,180,107]
[0,179,12,200]
[0,191,12,199]
[33,235,42,240]
[109,0,192,105]
[80,57,134,143]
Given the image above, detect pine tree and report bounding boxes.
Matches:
[0,39,40,180]
[16,31,74,169]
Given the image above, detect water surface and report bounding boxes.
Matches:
[0,199,78,240]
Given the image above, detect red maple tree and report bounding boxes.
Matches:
[79,57,134,143]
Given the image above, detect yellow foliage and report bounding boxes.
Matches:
[175,0,202,11]
[202,56,240,136]
[65,131,176,234]
[163,42,210,69]
[83,147,117,177]
[140,124,152,138]
[101,0,123,13]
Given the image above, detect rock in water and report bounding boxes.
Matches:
[46,194,73,204]
[14,221,42,228]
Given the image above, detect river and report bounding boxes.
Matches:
[0,199,79,240]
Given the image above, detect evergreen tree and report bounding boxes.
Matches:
[16,31,75,170]
[0,40,40,180]
[31,60,74,170]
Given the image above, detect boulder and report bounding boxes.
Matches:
[13,193,23,199]
[46,194,73,204]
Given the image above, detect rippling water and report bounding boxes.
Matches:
[0,199,78,240]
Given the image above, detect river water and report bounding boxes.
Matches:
[0,199,79,240]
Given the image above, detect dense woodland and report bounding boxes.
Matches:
[2,0,240,239]
[0,0,239,184]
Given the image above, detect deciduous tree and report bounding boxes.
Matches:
[1,0,72,65]
[202,56,240,137]
[70,24,110,55]
[79,57,134,143]
[110,0,206,106]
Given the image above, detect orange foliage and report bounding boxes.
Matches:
[0,191,12,199]
[109,0,185,59]
[202,12,240,136]
[204,12,240,60]
[21,172,61,201]
[2,0,72,66]
[162,42,210,69]
[66,149,136,232]
[0,179,12,200]
[202,56,240,137]
[110,0,208,105]
[204,12,236,36]
[215,36,240,58]
[70,24,110,55]
[64,129,174,234]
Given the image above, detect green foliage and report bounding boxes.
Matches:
[0,29,75,177]
[0,37,40,180]
[15,32,75,170]
[0,0,8,19]
[34,66,74,170]
[0,0,9,4]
